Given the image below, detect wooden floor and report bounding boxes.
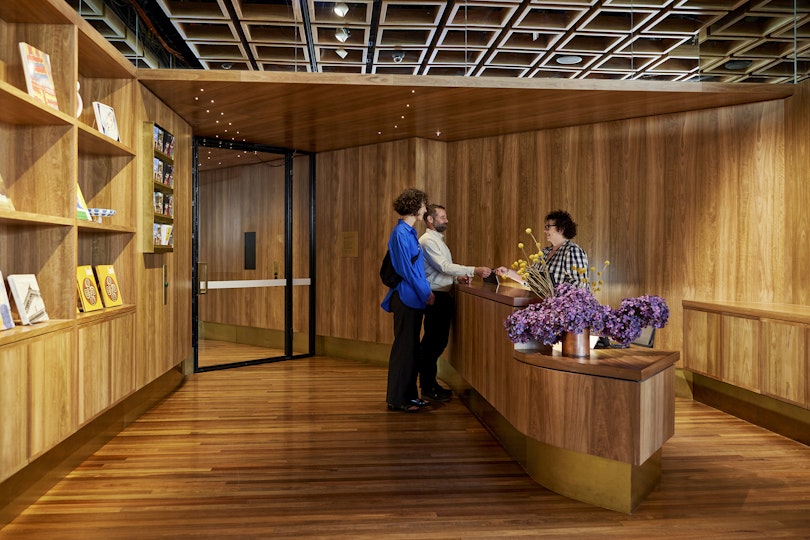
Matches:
[197,339,285,369]
[1,356,809,539]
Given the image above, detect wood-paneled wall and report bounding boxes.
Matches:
[316,138,446,344]
[135,85,192,384]
[315,80,810,356]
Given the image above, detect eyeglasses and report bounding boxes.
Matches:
[544,224,556,230]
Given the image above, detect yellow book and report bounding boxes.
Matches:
[94,264,123,307]
[76,265,103,312]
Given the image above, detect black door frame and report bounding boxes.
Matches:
[191,137,316,372]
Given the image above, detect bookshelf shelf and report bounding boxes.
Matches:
[0,80,74,126]
[77,123,135,156]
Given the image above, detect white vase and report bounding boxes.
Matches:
[76,81,83,117]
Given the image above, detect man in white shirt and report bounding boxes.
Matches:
[419,204,492,401]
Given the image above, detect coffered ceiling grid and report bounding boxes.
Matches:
[70,0,810,83]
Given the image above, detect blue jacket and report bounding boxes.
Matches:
[381,220,432,312]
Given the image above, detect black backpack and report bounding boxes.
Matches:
[379,250,420,288]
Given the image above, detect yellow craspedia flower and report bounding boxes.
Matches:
[517,242,524,249]
[590,267,596,272]
[604,260,610,266]
[511,261,519,269]
[598,280,604,285]
[525,228,532,235]
[519,261,527,268]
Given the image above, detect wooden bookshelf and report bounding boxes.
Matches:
[142,122,175,253]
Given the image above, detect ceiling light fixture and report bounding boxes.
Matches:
[333,2,349,17]
[556,55,583,65]
[335,28,350,43]
[336,48,348,59]
[724,59,752,70]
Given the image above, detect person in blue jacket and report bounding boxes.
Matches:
[382,188,434,412]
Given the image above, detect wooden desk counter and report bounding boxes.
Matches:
[445,282,679,513]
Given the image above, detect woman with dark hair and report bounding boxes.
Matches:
[496,209,589,287]
[381,188,434,412]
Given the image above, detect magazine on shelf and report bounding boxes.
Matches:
[76,265,103,312]
[154,158,163,183]
[7,274,49,325]
[94,265,123,307]
[0,271,15,330]
[18,42,59,111]
[157,224,173,246]
[92,101,120,141]
[0,172,15,211]
[154,191,164,214]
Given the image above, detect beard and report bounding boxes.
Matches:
[435,224,447,233]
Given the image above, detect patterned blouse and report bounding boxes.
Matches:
[541,240,589,286]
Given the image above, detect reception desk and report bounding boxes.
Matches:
[445,282,679,513]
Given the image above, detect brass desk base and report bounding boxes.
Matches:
[442,361,662,513]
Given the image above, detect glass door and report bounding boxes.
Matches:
[192,138,314,371]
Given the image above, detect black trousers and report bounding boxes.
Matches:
[386,291,424,406]
[419,290,454,390]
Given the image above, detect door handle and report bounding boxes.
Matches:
[198,262,208,295]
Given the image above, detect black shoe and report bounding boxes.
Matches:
[387,402,420,412]
[422,386,451,402]
[410,398,430,407]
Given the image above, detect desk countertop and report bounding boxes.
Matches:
[514,347,679,382]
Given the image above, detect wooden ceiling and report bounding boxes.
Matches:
[138,69,793,153]
[73,0,809,83]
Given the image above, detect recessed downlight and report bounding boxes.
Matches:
[724,59,752,70]
[556,55,583,65]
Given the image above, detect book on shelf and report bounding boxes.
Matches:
[153,125,162,152]
[0,271,16,331]
[164,133,176,159]
[92,101,120,142]
[76,183,91,220]
[18,42,59,111]
[94,265,123,307]
[7,273,49,325]
[163,163,174,187]
[0,172,15,211]
[163,193,173,217]
[153,157,163,183]
[153,191,164,214]
[76,265,103,312]
[155,224,173,246]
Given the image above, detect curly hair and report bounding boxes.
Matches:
[393,188,428,216]
[546,209,578,239]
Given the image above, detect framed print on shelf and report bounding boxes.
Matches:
[92,101,120,141]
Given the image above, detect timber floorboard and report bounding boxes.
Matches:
[1,356,809,539]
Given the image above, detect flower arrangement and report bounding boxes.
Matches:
[505,283,608,345]
[509,227,609,297]
[511,228,554,298]
[603,295,670,346]
[504,284,670,348]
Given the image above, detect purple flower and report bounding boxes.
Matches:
[505,286,670,347]
[504,283,608,345]
[603,295,670,347]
